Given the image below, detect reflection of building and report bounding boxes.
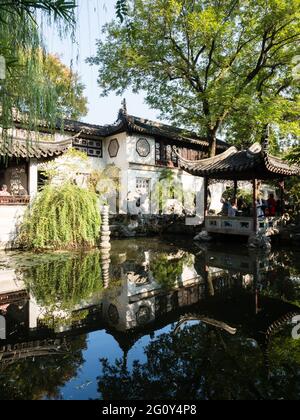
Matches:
[0,244,299,371]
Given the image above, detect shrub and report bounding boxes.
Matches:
[18,183,101,250]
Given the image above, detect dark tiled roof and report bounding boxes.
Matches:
[0,138,72,159]
[12,108,229,151]
[58,119,123,137]
[175,142,300,180]
[118,111,228,151]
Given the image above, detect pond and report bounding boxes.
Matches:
[0,237,300,400]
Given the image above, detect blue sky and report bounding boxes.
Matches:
[45,0,161,125]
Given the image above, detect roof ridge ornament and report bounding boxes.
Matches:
[247,142,262,157]
[121,98,127,115]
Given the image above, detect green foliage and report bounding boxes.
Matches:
[97,322,300,400]
[223,187,252,206]
[18,182,101,250]
[41,153,121,210]
[152,169,184,214]
[88,0,300,155]
[115,0,128,23]
[88,164,121,201]
[41,53,88,120]
[0,1,76,24]
[0,1,78,133]
[0,336,86,400]
[285,145,300,165]
[283,176,300,222]
[151,254,182,289]
[40,148,89,184]
[24,251,103,311]
[150,251,192,289]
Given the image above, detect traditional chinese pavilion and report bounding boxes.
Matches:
[175,137,300,237]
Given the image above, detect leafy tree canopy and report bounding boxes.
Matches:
[39,53,88,120]
[0,1,78,131]
[88,0,300,156]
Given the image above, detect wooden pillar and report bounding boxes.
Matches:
[280,180,285,216]
[252,179,258,233]
[204,177,209,217]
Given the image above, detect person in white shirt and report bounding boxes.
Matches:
[228,199,238,217]
[0,184,10,197]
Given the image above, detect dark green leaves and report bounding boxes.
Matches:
[115,0,128,23]
[0,1,76,24]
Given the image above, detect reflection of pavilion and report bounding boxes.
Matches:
[197,245,275,295]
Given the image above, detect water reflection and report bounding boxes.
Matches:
[0,239,299,399]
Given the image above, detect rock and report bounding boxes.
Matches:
[194,230,212,242]
[248,232,271,251]
[118,225,137,238]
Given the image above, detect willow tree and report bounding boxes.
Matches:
[88,0,300,156]
[0,1,77,132]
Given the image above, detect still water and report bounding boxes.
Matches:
[0,237,300,400]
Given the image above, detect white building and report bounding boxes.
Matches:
[0,105,228,248]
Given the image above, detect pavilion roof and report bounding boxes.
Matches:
[0,138,71,160]
[175,142,300,180]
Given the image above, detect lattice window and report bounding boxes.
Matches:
[136,178,151,193]
[73,138,103,158]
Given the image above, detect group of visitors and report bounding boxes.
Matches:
[221,193,280,218]
[0,184,28,197]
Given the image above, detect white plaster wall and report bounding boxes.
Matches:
[126,166,209,220]
[181,173,196,215]
[29,294,43,329]
[180,264,199,283]
[126,134,156,166]
[104,132,128,168]
[104,133,128,214]
[185,176,205,225]
[209,182,227,213]
[127,168,160,215]
[29,158,38,198]
[0,271,25,293]
[49,153,106,177]
[0,205,26,249]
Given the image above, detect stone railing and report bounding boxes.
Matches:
[205,215,282,236]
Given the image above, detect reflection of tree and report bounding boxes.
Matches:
[97,323,300,400]
[150,252,193,290]
[258,250,300,304]
[0,336,86,401]
[23,251,103,327]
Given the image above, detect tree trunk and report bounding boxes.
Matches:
[208,128,217,157]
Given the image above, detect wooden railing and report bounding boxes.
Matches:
[0,196,30,205]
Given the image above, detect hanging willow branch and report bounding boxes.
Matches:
[0,0,77,137]
[0,1,76,24]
